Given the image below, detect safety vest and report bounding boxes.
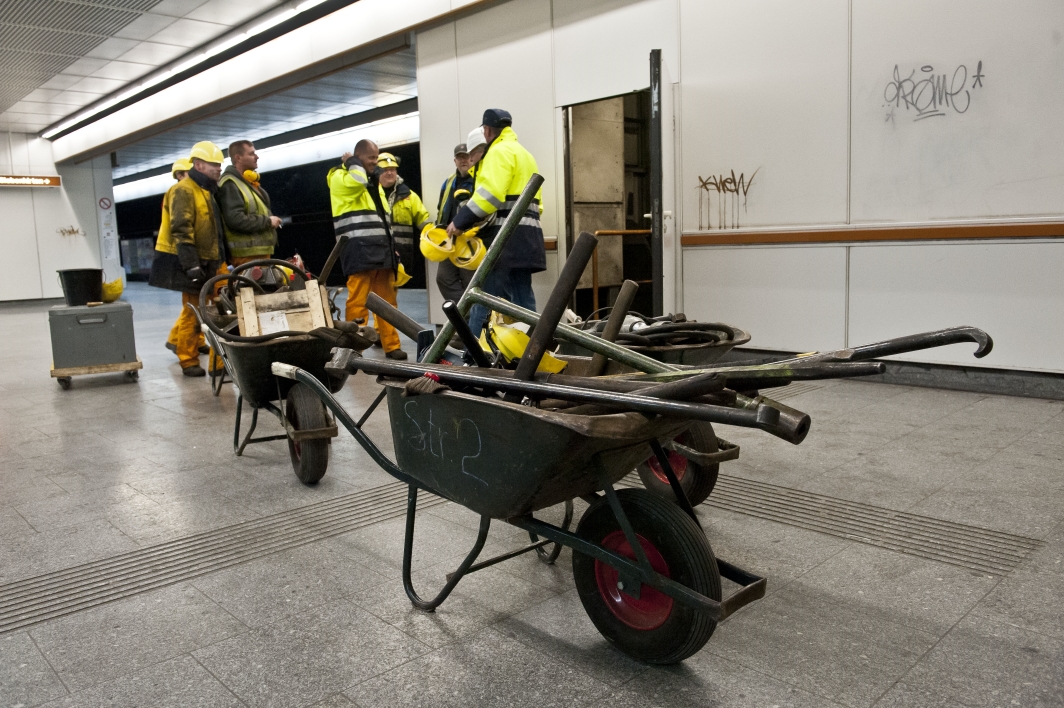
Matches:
[218,171,276,257]
[452,127,546,273]
[327,162,394,275]
[388,181,432,249]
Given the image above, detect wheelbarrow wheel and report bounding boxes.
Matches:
[572,488,721,664]
[285,383,329,485]
[637,422,719,506]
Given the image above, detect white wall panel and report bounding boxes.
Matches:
[35,162,104,298]
[848,242,1064,372]
[683,245,847,352]
[677,0,849,233]
[0,191,43,300]
[551,0,677,108]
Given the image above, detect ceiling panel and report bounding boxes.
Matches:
[0,0,288,128]
[112,47,418,179]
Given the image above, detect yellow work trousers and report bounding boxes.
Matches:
[346,270,401,352]
[169,291,204,368]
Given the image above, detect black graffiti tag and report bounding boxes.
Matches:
[883,61,984,122]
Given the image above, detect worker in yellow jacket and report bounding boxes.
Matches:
[327,139,406,359]
[377,152,431,283]
[160,157,208,358]
[149,141,226,377]
[448,109,546,334]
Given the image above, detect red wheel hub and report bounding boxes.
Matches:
[647,435,688,485]
[594,530,673,630]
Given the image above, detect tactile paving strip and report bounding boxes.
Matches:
[0,483,446,635]
[622,472,1043,575]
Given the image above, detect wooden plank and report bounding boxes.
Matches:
[680,221,1064,247]
[239,287,260,337]
[319,285,334,328]
[304,279,328,330]
[51,357,143,377]
[285,311,314,332]
[254,289,309,313]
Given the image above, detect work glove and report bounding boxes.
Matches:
[186,266,207,284]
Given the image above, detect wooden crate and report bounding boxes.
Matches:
[235,280,334,337]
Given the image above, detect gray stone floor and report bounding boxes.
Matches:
[1,282,1062,707]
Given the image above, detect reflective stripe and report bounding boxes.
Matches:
[467,199,489,218]
[347,165,368,185]
[475,186,504,209]
[394,236,414,246]
[333,212,382,229]
[336,226,389,239]
[391,223,415,234]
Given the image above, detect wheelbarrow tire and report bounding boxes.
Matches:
[572,488,721,664]
[636,422,720,506]
[285,383,329,485]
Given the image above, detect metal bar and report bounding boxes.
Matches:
[318,234,349,284]
[445,540,553,581]
[402,485,491,612]
[366,291,423,340]
[650,440,700,526]
[591,248,599,313]
[356,387,387,429]
[649,48,664,317]
[442,300,491,367]
[424,173,546,363]
[587,278,639,376]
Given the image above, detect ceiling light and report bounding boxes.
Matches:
[42,2,324,140]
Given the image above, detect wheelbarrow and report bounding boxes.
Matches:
[198,248,369,485]
[274,355,768,664]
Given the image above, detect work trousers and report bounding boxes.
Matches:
[468,267,536,334]
[346,270,402,352]
[168,291,205,368]
[436,258,474,307]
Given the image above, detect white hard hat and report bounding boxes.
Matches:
[466,126,486,152]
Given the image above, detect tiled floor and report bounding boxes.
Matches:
[1,283,1062,707]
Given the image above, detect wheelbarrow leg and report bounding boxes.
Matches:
[649,440,702,528]
[402,484,490,612]
[234,395,260,456]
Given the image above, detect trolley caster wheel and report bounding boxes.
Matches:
[127,370,139,382]
[637,422,720,506]
[57,377,72,390]
[572,488,721,664]
[529,499,574,564]
[286,382,330,485]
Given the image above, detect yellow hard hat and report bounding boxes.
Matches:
[171,157,192,174]
[420,224,454,262]
[377,152,400,170]
[450,230,484,271]
[101,277,123,303]
[394,262,411,287]
[479,323,567,374]
[189,141,224,164]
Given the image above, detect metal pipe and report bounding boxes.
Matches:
[338,356,781,431]
[442,300,491,368]
[587,279,639,376]
[511,231,598,388]
[318,234,349,284]
[366,291,424,341]
[423,173,545,364]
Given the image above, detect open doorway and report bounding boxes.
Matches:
[564,91,653,319]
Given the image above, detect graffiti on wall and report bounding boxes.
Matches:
[695,168,759,230]
[883,61,985,123]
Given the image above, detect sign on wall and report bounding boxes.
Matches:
[0,175,62,187]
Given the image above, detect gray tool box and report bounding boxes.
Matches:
[49,303,142,389]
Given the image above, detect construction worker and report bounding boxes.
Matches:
[218,140,283,268]
[448,109,546,333]
[378,152,431,280]
[327,139,407,360]
[161,157,208,358]
[434,140,476,305]
[149,141,226,377]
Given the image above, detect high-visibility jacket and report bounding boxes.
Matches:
[436,170,474,227]
[149,173,222,293]
[327,160,394,275]
[387,180,432,252]
[452,126,546,272]
[217,167,276,258]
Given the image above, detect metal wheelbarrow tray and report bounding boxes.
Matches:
[275,362,767,665]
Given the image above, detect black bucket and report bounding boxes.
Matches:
[57,269,103,306]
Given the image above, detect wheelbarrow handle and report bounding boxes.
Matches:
[838,325,993,361]
[318,235,349,284]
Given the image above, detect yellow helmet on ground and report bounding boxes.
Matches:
[171,157,192,174]
[394,263,411,287]
[450,230,484,271]
[189,141,224,163]
[377,152,400,170]
[420,224,453,262]
[101,277,124,303]
[479,322,567,374]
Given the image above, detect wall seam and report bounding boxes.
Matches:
[844,245,851,348]
[29,186,45,298]
[846,0,852,225]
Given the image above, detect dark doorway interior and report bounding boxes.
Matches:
[116,141,425,289]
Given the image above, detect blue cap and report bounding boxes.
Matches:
[481,108,512,128]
